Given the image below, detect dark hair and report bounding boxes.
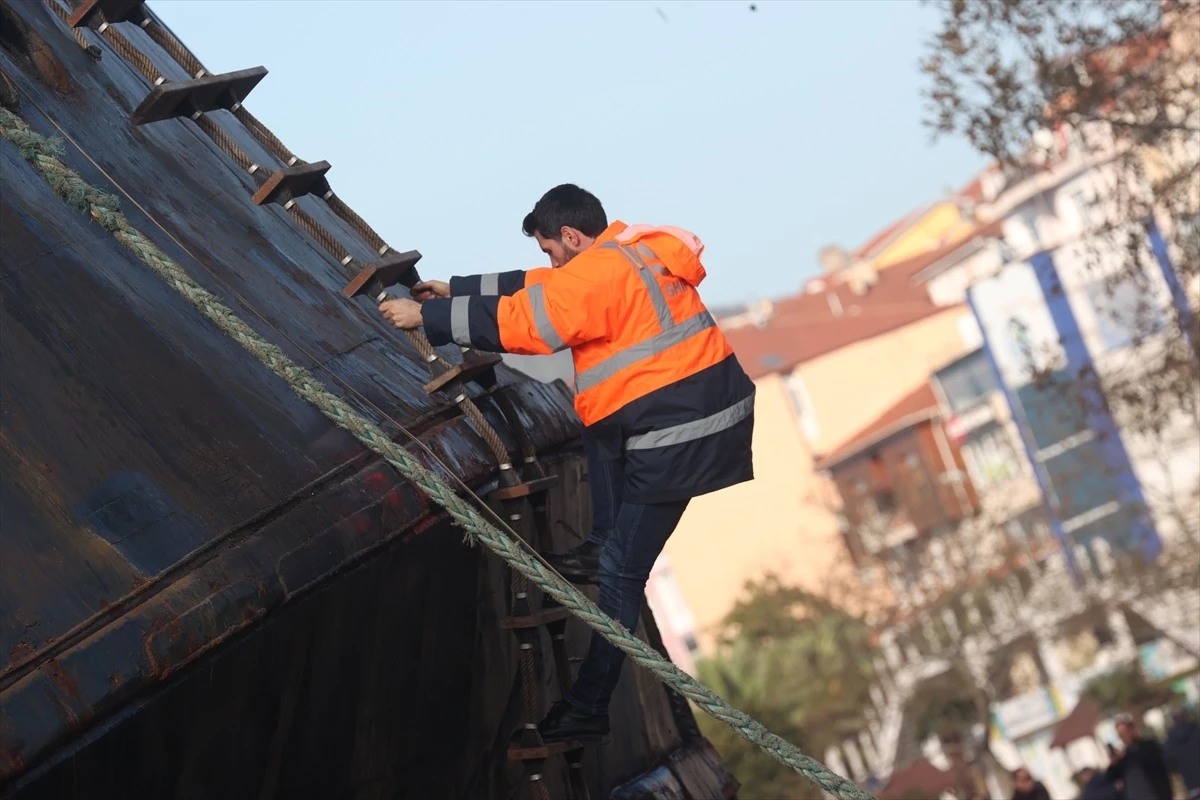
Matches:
[521,184,607,241]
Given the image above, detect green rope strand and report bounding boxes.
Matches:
[0,107,874,800]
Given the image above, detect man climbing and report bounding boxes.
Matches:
[379,183,755,743]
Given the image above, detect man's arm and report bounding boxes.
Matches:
[448,268,553,298]
[421,266,607,355]
[1105,750,1127,780]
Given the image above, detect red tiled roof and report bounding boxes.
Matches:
[726,258,953,380]
[960,176,986,204]
[959,163,1001,204]
[1051,699,1102,749]
[817,384,941,470]
[880,758,959,800]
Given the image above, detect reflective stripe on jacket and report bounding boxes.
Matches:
[422,221,755,503]
[449,268,553,298]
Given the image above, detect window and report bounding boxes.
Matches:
[784,371,820,442]
[962,423,1022,489]
[898,451,934,508]
[1003,314,1045,378]
[1085,278,1165,351]
[759,353,784,370]
[1068,189,1102,231]
[937,351,996,414]
[1009,208,1042,253]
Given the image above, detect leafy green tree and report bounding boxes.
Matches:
[1081,660,1183,716]
[694,575,876,799]
[906,669,980,745]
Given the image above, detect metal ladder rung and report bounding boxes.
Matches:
[508,740,585,761]
[499,606,571,630]
[489,475,559,502]
[252,161,332,206]
[341,250,423,300]
[68,0,146,27]
[423,353,502,394]
[130,67,267,126]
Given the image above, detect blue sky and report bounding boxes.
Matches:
[153,0,987,307]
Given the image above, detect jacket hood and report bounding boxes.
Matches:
[613,223,708,287]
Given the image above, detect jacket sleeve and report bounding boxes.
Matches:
[422,266,607,354]
[449,267,553,297]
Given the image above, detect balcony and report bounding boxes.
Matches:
[858,509,920,554]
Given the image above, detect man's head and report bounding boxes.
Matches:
[1115,712,1138,745]
[522,184,607,267]
[1075,767,1097,787]
[1013,768,1035,793]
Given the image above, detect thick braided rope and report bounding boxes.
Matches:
[232,106,301,167]
[193,113,257,173]
[325,192,388,255]
[95,21,163,84]
[0,109,873,800]
[142,20,205,79]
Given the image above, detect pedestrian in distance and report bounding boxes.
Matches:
[1010,767,1051,800]
[1075,766,1124,800]
[1106,712,1174,800]
[1164,706,1200,800]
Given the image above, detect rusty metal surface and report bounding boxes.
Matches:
[0,0,587,786]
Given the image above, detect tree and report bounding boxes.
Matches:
[695,574,877,799]
[1081,660,1183,717]
[906,669,980,745]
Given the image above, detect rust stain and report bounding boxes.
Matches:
[0,745,25,781]
[45,689,79,729]
[42,659,81,700]
[0,1,77,96]
[8,641,34,664]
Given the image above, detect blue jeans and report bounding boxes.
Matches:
[564,436,690,716]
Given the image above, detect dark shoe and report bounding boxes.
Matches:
[543,540,601,584]
[538,700,609,744]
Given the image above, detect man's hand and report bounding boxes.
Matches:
[410,280,450,302]
[379,298,425,330]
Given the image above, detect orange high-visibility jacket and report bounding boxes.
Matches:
[423,221,754,503]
